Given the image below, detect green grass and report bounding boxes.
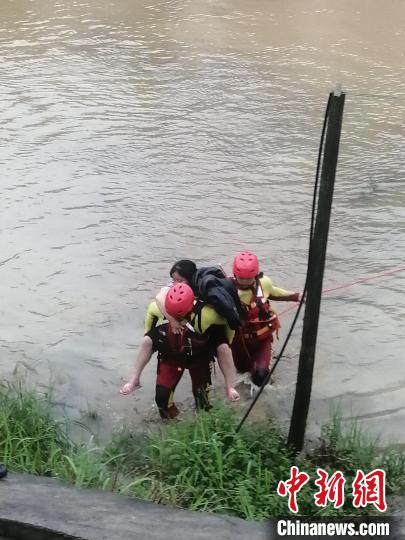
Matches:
[1,383,404,520]
[125,407,292,518]
[0,382,71,476]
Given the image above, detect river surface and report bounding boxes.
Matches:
[1,0,404,445]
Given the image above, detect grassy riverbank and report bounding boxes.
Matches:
[1,383,404,519]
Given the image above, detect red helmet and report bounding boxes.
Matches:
[165,283,195,318]
[233,251,259,279]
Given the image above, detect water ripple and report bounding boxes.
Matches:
[1,0,404,441]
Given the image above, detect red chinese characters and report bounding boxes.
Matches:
[352,469,387,512]
[277,466,310,513]
[314,468,346,508]
[277,467,387,513]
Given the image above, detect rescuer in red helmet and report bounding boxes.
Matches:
[120,283,240,419]
[232,251,300,387]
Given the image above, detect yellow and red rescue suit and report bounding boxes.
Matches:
[232,276,298,385]
[144,300,234,343]
[144,301,233,418]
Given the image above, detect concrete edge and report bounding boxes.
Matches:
[0,518,84,540]
[0,473,269,540]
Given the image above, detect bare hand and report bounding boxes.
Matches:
[120,379,141,395]
[226,387,240,402]
[170,319,184,335]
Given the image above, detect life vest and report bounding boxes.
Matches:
[155,322,213,363]
[238,279,280,342]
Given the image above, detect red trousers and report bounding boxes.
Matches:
[155,356,212,419]
[231,330,273,386]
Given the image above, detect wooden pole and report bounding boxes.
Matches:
[287,88,346,452]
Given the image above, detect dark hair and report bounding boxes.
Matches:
[170,259,197,283]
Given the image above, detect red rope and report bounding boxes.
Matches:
[278,263,405,317]
[322,263,405,293]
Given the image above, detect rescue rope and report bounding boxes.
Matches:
[236,90,403,432]
[277,263,405,318]
[322,264,405,293]
[236,93,332,433]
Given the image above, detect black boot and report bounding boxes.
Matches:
[0,464,7,479]
[251,368,270,387]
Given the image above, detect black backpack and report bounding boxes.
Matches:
[191,266,245,330]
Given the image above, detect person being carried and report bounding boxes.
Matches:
[155,259,244,334]
[120,283,240,419]
[154,260,197,334]
[231,251,300,387]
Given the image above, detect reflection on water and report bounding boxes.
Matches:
[1,0,404,444]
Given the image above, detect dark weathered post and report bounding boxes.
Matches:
[287,88,346,452]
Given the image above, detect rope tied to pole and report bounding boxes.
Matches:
[235,92,334,433]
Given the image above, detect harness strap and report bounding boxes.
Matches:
[192,300,205,333]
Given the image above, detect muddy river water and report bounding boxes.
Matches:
[1,0,404,444]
